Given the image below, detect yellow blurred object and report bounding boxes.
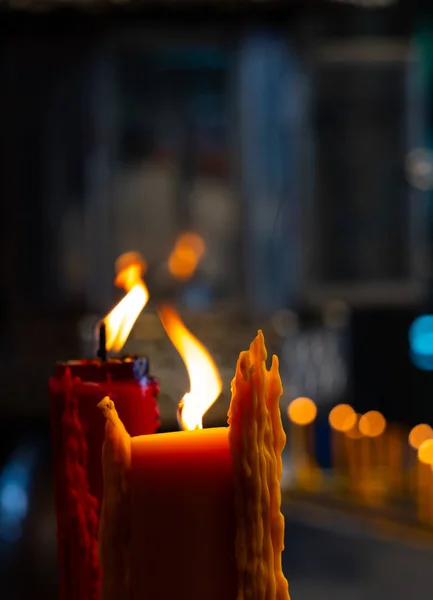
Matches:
[168,232,206,281]
[386,425,404,496]
[343,415,363,496]
[288,398,318,491]
[288,397,317,426]
[329,404,357,487]
[357,412,387,505]
[418,439,433,465]
[329,404,356,432]
[409,423,433,450]
[359,411,386,438]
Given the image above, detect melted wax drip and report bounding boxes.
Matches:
[97,397,132,600]
[58,369,101,600]
[228,331,290,600]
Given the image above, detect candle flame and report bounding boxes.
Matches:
[167,232,205,281]
[104,254,149,352]
[158,304,222,430]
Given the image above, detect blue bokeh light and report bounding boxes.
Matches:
[409,315,433,370]
[0,445,37,544]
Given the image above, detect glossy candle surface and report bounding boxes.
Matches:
[50,359,159,503]
[129,428,238,600]
[49,359,159,600]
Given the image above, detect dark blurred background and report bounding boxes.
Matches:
[2,0,433,597]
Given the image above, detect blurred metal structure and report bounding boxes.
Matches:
[303,38,429,308]
[238,33,305,314]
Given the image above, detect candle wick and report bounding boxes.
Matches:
[97,322,107,362]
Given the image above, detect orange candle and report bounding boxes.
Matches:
[358,411,387,504]
[98,327,290,600]
[328,404,356,487]
[130,429,236,599]
[287,397,318,490]
[344,414,363,496]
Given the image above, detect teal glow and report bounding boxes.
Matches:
[409,315,433,370]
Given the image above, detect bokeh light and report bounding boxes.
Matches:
[329,404,357,432]
[345,414,363,440]
[408,424,433,450]
[409,315,433,371]
[418,439,433,465]
[287,397,317,426]
[168,232,206,281]
[358,411,386,438]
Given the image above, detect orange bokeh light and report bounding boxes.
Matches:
[329,404,357,433]
[418,439,433,465]
[168,232,206,281]
[287,397,317,426]
[409,424,433,450]
[358,411,386,438]
[345,414,363,440]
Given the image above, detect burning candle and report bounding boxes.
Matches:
[287,397,319,490]
[98,324,290,600]
[49,256,160,600]
[328,403,356,488]
[344,414,363,496]
[385,423,405,497]
[358,411,386,505]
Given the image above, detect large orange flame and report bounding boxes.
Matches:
[158,304,222,430]
[103,255,149,352]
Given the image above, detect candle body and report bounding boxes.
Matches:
[129,428,237,600]
[98,330,290,600]
[49,358,159,600]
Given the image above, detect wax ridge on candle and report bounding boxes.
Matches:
[98,397,132,600]
[228,331,290,600]
[50,369,101,600]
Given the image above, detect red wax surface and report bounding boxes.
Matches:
[130,428,238,600]
[50,359,159,504]
[49,359,159,600]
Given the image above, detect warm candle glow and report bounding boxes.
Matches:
[409,423,433,449]
[287,397,317,426]
[345,414,363,440]
[418,439,433,465]
[358,411,386,438]
[158,304,222,430]
[329,403,357,432]
[168,232,206,281]
[104,258,149,352]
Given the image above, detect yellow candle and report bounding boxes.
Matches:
[358,411,386,505]
[417,439,433,522]
[386,424,404,496]
[408,424,433,514]
[287,397,318,490]
[344,414,363,496]
[328,404,356,488]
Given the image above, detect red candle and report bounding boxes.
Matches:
[98,327,290,600]
[50,358,159,600]
[50,255,159,600]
